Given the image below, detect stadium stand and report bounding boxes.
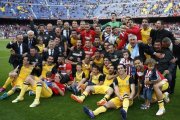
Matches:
[0,0,180,19]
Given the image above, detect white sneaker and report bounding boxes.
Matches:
[12,97,24,103]
[164,92,170,103]
[156,108,165,116]
[29,100,40,107]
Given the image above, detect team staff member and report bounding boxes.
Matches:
[6,34,29,68]
[29,17,50,47]
[67,40,85,76]
[67,40,85,64]
[83,64,135,120]
[105,44,122,68]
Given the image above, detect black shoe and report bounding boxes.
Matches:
[83,106,95,119]
[120,108,127,120]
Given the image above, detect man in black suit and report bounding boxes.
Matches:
[53,27,68,56]
[150,20,176,45]
[42,40,59,63]
[6,34,29,68]
[23,30,37,49]
[45,23,55,40]
[29,17,50,47]
[62,22,71,45]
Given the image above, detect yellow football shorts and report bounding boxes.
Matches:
[93,85,111,94]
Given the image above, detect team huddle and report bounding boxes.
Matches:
[0,14,180,120]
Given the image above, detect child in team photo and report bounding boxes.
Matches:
[67,63,86,95]
[140,58,159,109]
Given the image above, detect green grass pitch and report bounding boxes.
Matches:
[0,39,180,120]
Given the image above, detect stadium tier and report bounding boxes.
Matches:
[0,0,180,19]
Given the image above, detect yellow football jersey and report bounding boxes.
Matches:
[18,65,34,80]
[141,27,152,44]
[75,71,84,82]
[116,75,131,96]
[36,44,45,54]
[82,63,91,79]
[70,37,77,46]
[41,63,55,78]
[92,73,102,85]
[103,65,109,75]
[12,65,34,86]
[93,58,104,68]
[103,75,114,86]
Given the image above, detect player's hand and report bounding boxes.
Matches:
[32,62,37,67]
[154,53,164,59]
[175,40,180,45]
[164,70,169,75]
[77,57,81,62]
[70,46,74,51]
[42,61,46,66]
[145,78,150,85]
[11,38,16,43]
[137,40,143,43]
[91,55,95,60]
[170,57,177,63]
[10,49,16,55]
[63,52,67,56]
[90,72,94,76]
[43,48,48,52]
[120,28,126,32]
[85,36,91,40]
[119,96,123,100]
[147,37,152,45]
[90,61,93,65]
[129,96,133,100]
[22,53,28,57]
[134,93,140,99]
[9,71,18,77]
[69,56,73,60]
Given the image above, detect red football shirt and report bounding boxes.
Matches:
[81,30,96,45]
[83,46,97,57]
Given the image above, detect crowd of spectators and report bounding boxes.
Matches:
[0,24,30,39]
[0,0,179,19]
